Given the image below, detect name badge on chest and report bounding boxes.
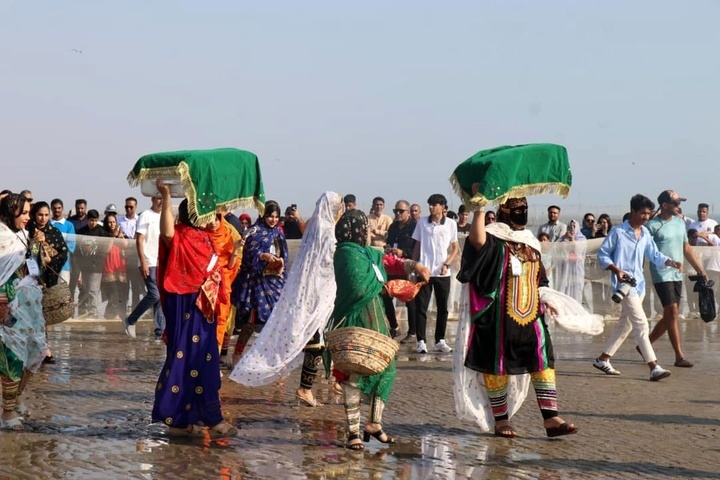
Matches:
[510,255,523,277]
[26,258,41,277]
[372,264,384,283]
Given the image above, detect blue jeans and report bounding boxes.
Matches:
[126,266,165,331]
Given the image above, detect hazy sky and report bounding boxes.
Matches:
[2,1,719,218]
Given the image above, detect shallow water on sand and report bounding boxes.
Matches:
[2,317,719,479]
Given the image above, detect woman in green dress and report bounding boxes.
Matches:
[326,209,398,450]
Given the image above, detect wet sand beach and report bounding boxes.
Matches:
[2,315,720,479]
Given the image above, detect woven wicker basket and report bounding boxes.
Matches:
[326,327,399,376]
[42,282,74,326]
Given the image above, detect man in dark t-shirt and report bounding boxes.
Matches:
[384,200,417,340]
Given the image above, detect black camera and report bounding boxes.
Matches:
[612,275,637,303]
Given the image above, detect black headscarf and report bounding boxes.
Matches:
[27,202,69,287]
[335,209,368,245]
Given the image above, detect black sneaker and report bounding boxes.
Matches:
[390,329,399,339]
[399,333,416,344]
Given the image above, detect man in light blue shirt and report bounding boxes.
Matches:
[49,198,76,284]
[593,194,682,381]
[646,190,706,368]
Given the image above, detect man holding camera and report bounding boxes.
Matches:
[645,190,707,368]
[283,204,305,240]
[593,194,682,381]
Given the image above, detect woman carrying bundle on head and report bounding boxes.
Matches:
[151,180,238,438]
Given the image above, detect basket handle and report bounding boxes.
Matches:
[39,260,69,288]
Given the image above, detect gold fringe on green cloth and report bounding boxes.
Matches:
[127,162,265,226]
[450,174,571,209]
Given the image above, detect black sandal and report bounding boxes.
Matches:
[363,428,396,444]
[347,433,364,450]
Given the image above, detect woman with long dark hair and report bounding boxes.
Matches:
[27,201,69,364]
[0,194,47,430]
[101,214,129,319]
[230,201,288,364]
[27,202,69,289]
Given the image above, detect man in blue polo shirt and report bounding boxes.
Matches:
[645,189,707,368]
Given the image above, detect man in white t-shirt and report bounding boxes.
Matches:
[412,194,459,354]
[117,196,145,310]
[688,203,718,246]
[123,194,165,339]
[697,225,720,303]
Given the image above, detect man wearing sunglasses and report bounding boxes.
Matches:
[118,197,145,311]
[645,190,707,368]
[123,193,165,339]
[384,200,417,340]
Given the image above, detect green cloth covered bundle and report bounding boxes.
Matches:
[127,148,265,226]
[450,143,572,207]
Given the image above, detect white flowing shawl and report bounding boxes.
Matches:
[230,191,343,386]
[453,223,603,431]
[0,222,47,374]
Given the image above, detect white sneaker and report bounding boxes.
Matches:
[123,317,136,339]
[434,339,453,353]
[650,365,671,381]
[592,358,621,375]
[416,340,427,354]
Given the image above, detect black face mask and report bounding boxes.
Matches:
[508,207,528,226]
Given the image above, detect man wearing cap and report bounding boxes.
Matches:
[645,190,707,367]
[123,194,165,339]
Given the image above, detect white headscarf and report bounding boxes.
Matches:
[0,222,27,285]
[229,191,343,386]
[0,221,47,374]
